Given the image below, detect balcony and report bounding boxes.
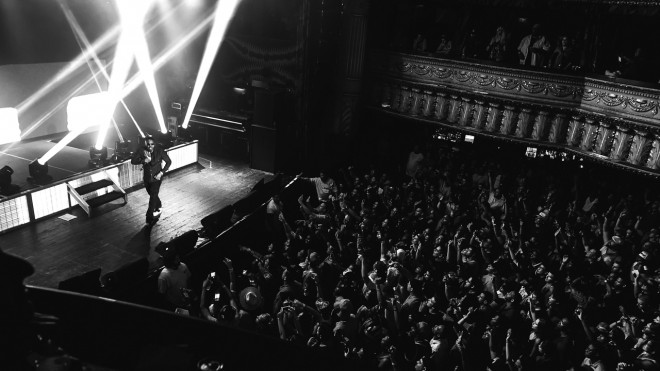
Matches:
[365,50,660,176]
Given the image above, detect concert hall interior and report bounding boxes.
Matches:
[2,0,660,370]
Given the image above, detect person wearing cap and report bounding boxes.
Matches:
[239,286,264,313]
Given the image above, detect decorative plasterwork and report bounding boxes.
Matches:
[371,51,660,126]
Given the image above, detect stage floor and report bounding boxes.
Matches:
[2,151,271,289]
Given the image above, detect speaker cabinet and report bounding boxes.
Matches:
[250,124,277,172]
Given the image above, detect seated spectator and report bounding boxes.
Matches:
[412,33,428,53]
[486,26,510,63]
[435,34,452,56]
[517,23,551,67]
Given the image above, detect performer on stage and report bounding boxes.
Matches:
[132,136,171,225]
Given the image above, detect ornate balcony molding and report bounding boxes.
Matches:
[369,50,660,127]
[367,50,660,176]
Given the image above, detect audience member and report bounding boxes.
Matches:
[158,247,192,310]
[435,34,452,56]
[517,23,551,67]
[486,26,510,63]
[190,136,660,371]
[550,36,579,71]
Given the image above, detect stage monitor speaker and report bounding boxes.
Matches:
[101,258,148,296]
[201,204,235,238]
[58,268,102,296]
[250,125,277,173]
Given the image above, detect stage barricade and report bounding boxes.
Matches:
[0,140,199,234]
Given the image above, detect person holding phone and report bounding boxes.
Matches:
[131,136,171,225]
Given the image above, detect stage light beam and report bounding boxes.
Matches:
[181,0,242,129]
[95,0,154,150]
[60,1,143,140]
[39,93,111,165]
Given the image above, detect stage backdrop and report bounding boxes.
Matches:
[0,62,105,141]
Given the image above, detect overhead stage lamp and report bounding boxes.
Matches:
[157,130,174,149]
[28,159,52,185]
[177,125,194,142]
[0,165,20,196]
[89,146,108,168]
[112,140,132,163]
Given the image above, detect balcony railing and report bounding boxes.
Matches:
[366,50,660,176]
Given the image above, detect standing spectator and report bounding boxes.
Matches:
[486,26,510,63]
[517,23,551,67]
[550,36,579,71]
[303,170,338,204]
[158,247,192,310]
[406,145,424,179]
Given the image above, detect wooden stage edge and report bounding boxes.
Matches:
[2,146,273,289]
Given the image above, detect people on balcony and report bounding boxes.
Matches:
[550,36,581,71]
[462,28,483,59]
[413,33,429,53]
[517,23,551,67]
[486,26,511,63]
[435,34,452,56]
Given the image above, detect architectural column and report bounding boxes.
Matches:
[333,0,369,137]
[645,135,660,170]
[531,111,549,141]
[389,84,402,111]
[380,83,392,109]
[471,100,487,130]
[485,103,502,132]
[421,90,434,117]
[566,115,583,148]
[500,106,517,135]
[580,118,599,152]
[515,108,533,138]
[548,113,568,144]
[595,122,614,156]
[447,95,461,124]
[609,126,632,161]
[410,88,423,116]
[398,86,411,113]
[459,97,473,127]
[626,130,651,166]
[434,93,448,121]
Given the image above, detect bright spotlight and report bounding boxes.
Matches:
[181,0,242,129]
[67,92,111,132]
[0,108,22,145]
[96,0,157,150]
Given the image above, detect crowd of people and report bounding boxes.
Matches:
[407,22,586,73]
[157,139,660,370]
[394,18,657,83]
